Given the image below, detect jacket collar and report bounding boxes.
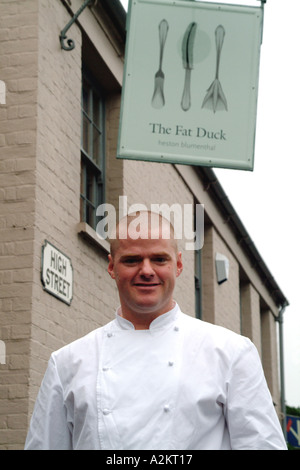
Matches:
[115,302,180,331]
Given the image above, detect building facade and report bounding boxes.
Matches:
[0,0,288,449]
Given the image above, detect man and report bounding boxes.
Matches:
[25,211,287,450]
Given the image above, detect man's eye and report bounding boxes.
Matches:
[123,258,140,264]
[153,257,167,264]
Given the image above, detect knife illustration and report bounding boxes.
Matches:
[181,22,197,112]
[151,19,169,109]
[202,25,228,113]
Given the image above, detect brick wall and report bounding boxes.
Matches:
[105,93,124,219]
[202,225,240,331]
[201,225,215,324]
[0,0,39,450]
[261,309,281,406]
[240,282,261,355]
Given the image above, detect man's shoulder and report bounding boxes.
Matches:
[178,311,252,350]
[51,319,114,361]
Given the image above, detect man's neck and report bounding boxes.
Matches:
[120,311,160,330]
[119,301,175,330]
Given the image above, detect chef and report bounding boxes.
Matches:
[25,211,287,450]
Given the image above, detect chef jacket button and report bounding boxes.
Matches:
[102,366,109,371]
[103,409,111,415]
[164,404,170,413]
[107,332,113,338]
[168,361,174,367]
[174,326,179,332]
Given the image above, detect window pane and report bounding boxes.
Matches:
[85,203,93,227]
[93,91,100,127]
[86,170,94,204]
[82,114,91,154]
[86,203,93,227]
[80,160,84,194]
[93,126,100,165]
[82,82,89,115]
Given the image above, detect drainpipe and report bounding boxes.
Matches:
[276,303,287,440]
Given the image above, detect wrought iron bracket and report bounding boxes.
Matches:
[60,0,96,51]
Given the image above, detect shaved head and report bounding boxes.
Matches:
[109,210,178,259]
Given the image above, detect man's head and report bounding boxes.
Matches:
[108,211,183,328]
[109,211,178,258]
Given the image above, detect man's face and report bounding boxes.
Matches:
[108,230,183,326]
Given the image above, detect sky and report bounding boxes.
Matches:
[119,0,300,408]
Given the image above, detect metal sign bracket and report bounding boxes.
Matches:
[60,0,97,51]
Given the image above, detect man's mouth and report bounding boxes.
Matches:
[134,283,161,287]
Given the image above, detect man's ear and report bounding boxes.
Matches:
[107,254,115,279]
[176,252,183,277]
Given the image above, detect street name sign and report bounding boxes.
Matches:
[41,241,73,305]
[118,0,264,170]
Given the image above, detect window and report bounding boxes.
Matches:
[80,71,105,229]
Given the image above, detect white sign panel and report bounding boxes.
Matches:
[41,241,73,305]
[118,0,263,170]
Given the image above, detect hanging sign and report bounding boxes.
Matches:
[117,0,263,170]
[41,241,73,305]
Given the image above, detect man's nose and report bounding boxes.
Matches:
[139,259,155,277]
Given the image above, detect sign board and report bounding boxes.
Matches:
[118,0,263,170]
[286,415,300,448]
[41,241,73,305]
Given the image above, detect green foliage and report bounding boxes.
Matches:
[286,405,300,417]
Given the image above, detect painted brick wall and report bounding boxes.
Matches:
[105,93,124,219]
[202,225,240,333]
[240,282,261,356]
[0,0,39,450]
[213,228,240,334]
[261,309,281,407]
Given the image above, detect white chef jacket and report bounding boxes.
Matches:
[25,303,287,450]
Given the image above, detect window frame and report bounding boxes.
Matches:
[80,69,106,230]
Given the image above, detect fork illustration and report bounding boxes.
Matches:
[151,19,169,109]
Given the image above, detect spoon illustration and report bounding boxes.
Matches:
[181,22,197,112]
[151,19,169,109]
[202,25,228,113]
